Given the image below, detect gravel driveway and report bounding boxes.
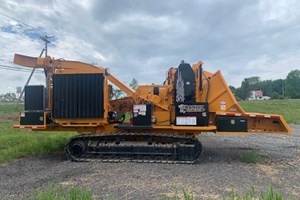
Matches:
[0,125,299,199]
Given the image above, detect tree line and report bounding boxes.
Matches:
[1,70,299,103]
[230,69,300,100]
[0,93,17,103]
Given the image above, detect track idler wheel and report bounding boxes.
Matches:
[67,139,87,157]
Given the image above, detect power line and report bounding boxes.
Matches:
[0,12,57,57]
[0,27,47,50]
[0,37,43,49]
[0,65,43,72]
[0,68,42,73]
[0,11,57,48]
[0,36,43,44]
[0,67,44,74]
[0,58,12,62]
[0,64,30,70]
[0,11,47,35]
[0,64,44,73]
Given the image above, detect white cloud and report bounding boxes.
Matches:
[259,0,299,23]
[0,0,300,94]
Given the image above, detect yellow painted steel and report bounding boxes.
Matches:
[13,54,291,136]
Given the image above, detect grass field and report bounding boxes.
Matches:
[0,104,76,164]
[239,99,300,124]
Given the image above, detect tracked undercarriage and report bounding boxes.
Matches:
[13,53,291,165]
[66,133,203,164]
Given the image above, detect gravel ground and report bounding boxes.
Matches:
[0,125,299,199]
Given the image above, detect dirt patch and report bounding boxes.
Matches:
[256,164,279,177]
[0,113,18,123]
[0,126,299,199]
[59,180,77,187]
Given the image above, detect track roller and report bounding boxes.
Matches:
[66,133,203,164]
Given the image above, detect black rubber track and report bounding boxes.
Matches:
[66,133,203,164]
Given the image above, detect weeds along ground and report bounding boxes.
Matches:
[0,104,76,164]
[26,184,295,200]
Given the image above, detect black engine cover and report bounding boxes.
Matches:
[174,62,196,104]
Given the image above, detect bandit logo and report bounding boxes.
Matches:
[178,104,206,113]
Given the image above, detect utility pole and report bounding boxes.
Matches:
[15,49,45,108]
[282,80,285,97]
[40,35,54,57]
[15,35,54,108]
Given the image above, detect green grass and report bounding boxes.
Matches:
[159,186,294,200]
[0,103,23,112]
[162,189,194,200]
[0,131,76,163]
[239,99,300,124]
[0,103,76,164]
[223,185,295,200]
[26,185,296,200]
[240,152,264,164]
[28,184,93,200]
[180,189,194,200]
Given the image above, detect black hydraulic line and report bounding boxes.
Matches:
[203,73,210,102]
[199,64,203,91]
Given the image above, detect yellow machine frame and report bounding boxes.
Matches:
[13,54,291,136]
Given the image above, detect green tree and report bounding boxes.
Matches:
[229,85,236,94]
[129,78,138,90]
[285,69,300,98]
[238,78,252,100]
[0,93,17,102]
[258,80,273,97]
[112,88,124,100]
[271,79,284,98]
[235,76,262,100]
[246,76,260,85]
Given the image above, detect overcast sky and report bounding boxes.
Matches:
[0,0,300,94]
